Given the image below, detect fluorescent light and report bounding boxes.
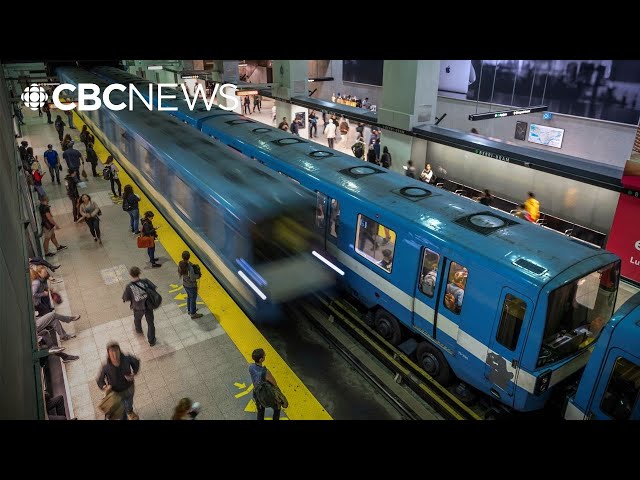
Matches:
[308,79,315,82]
[312,251,345,276]
[238,271,267,300]
[238,63,248,67]
[147,65,163,70]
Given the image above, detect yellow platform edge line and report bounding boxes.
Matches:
[73,111,332,420]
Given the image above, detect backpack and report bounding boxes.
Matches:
[122,196,132,211]
[103,165,112,180]
[381,153,391,168]
[254,369,289,409]
[191,263,202,279]
[352,143,364,159]
[133,280,162,310]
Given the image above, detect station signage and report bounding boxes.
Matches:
[474,149,513,163]
[469,105,547,121]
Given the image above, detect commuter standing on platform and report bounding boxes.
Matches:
[290,117,300,136]
[122,267,158,346]
[253,94,261,113]
[243,95,251,115]
[278,117,289,132]
[39,197,67,257]
[19,140,29,168]
[309,111,318,138]
[65,169,81,222]
[42,101,52,124]
[44,144,61,185]
[380,146,392,169]
[249,348,281,421]
[351,136,366,160]
[85,142,100,177]
[325,116,336,149]
[141,211,161,268]
[79,125,94,150]
[122,184,141,234]
[373,138,381,162]
[524,192,540,222]
[272,105,276,124]
[78,193,102,244]
[178,251,203,319]
[62,141,82,172]
[65,109,76,129]
[105,156,122,197]
[405,160,416,178]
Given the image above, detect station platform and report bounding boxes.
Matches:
[21,107,331,420]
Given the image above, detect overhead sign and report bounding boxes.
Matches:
[469,105,547,121]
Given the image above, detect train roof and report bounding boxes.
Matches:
[89,67,616,289]
[56,67,312,223]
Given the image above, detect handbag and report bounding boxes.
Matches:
[137,235,155,248]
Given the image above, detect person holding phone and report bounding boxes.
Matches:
[141,211,161,268]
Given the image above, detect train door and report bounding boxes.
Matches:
[586,350,640,420]
[483,288,532,403]
[412,246,445,338]
[432,258,470,353]
[315,191,329,250]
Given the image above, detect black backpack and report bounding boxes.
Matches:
[133,280,162,310]
[191,263,202,279]
[103,166,112,180]
[352,143,364,159]
[122,196,132,211]
[254,368,288,409]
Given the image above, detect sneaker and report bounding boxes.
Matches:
[50,277,63,284]
[94,237,98,242]
[61,334,76,341]
[149,339,156,346]
[151,263,161,268]
[48,346,65,354]
[135,329,144,335]
[191,313,203,319]
[127,411,140,420]
[62,355,79,363]
[57,245,68,251]
[45,252,55,257]
[72,315,81,322]
[51,265,61,271]
[153,258,159,262]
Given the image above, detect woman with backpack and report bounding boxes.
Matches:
[122,184,141,234]
[178,251,203,319]
[54,115,65,142]
[380,146,392,169]
[61,134,73,151]
[77,193,102,244]
[141,211,160,268]
[105,156,122,197]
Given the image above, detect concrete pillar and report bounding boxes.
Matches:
[378,60,440,174]
[211,60,240,111]
[272,60,309,138]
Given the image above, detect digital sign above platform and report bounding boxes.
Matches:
[469,105,547,121]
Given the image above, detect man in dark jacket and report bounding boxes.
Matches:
[96,342,140,420]
[85,142,100,177]
[62,142,82,171]
[122,266,157,346]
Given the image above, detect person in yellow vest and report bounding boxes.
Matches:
[524,192,540,222]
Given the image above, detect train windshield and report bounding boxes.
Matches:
[538,262,620,367]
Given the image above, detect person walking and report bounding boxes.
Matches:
[122,184,141,234]
[249,348,281,421]
[79,125,94,150]
[43,144,61,185]
[252,94,261,113]
[122,266,158,346]
[96,342,140,420]
[178,251,203,319]
[524,192,540,222]
[42,102,52,124]
[172,398,199,420]
[325,117,337,149]
[309,111,318,137]
[141,211,160,268]
[78,194,102,244]
[39,197,68,257]
[243,95,251,115]
[62,141,83,172]
[54,115,65,142]
[65,169,81,222]
[105,156,122,197]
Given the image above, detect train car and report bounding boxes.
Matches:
[92,67,637,414]
[564,291,640,420]
[56,67,336,320]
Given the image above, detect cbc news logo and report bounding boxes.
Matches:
[21,84,48,110]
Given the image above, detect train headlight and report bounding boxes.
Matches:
[534,369,552,395]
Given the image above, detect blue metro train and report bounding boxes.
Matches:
[91,66,640,416]
[56,67,336,320]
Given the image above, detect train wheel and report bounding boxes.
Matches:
[416,341,452,386]
[374,310,402,345]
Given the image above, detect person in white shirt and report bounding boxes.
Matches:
[420,163,435,184]
[325,119,337,149]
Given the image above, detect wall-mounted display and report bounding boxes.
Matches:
[342,60,384,86]
[527,123,564,149]
[438,60,640,125]
[515,121,528,141]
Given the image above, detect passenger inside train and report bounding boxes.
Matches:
[329,199,340,237]
[419,250,440,297]
[355,215,396,272]
[444,264,469,314]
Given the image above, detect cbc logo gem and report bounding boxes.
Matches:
[635,240,640,251]
[20,84,48,110]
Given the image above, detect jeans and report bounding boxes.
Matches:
[110,177,122,197]
[67,114,75,129]
[147,245,155,264]
[257,403,280,421]
[47,395,67,420]
[49,165,60,183]
[46,111,52,123]
[184,286,197,315]
[120,384,135,419]
[133,309,155,344]
[309,123,317,137]
[70,197,80,221]
[34,184,46,200]
[89,162,98,176]
[127,209,140,233]
[30,256,56,270]
[328,138,335,149]
[35,310,75,337]
[57,129,64,141]
[86,217,101,239]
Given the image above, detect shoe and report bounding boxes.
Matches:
[151,263,161,268]
[94,237,98,242]
[127,411,140,420]
[57,245,68,251]
[63,355,80,363]
[149,339,156,346]
[135,329,144,335]
[48,346,65,354]
[51,265,61,271]
[72,315,81,322]
[153,258,159,262]
[45,252,55,257]
[50,277,63,284]
[191,313,203,319]
[61,334,76,341]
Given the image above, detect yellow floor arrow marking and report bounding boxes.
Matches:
[234,382,246,389]
[174,293,188,301]
[235,384,254,399]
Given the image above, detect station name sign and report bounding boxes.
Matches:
[469,105,547,121]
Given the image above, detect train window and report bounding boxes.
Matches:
[496,294,527,350]
[600,357,640,420]
[444,262,469,315]
[419,248,440,297]
[355,214,395,273]
[329,199,340,238]
[316,192,327,230]
[171,176,193,222]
